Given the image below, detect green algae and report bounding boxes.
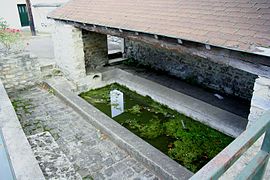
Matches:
[79,83,234,172]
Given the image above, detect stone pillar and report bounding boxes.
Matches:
[52,20,86,81]
[82,30,108,70]
[248,76,270,127]
[246,76,270,179]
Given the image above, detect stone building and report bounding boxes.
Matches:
[48,0,270,126]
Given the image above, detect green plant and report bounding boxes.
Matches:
[0,17,22,51]
[149,102,172,117]
[52,69,62,76]
[126,105,141,114]
[140,119,163,139]
[0,18,8,29]
[122,58,136,65]
[48,88,55,95]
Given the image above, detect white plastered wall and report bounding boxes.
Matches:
[52,20,86,81]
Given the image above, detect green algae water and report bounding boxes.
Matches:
[79,83,234,172]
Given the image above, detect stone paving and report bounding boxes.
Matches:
[28,132,81,180]
[12,86,159,180]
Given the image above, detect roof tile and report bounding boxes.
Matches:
[49,0,270,54]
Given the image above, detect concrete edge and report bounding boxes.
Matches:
[112,68,247,137]
[44,80,194,180]
[0,81,45,180]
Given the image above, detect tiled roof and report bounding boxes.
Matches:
[49,0,270,56]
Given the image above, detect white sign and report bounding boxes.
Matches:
[110,90,124,118]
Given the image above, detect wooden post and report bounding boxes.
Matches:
[25,0,36,36]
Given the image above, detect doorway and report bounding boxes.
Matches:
[107,35,124,59]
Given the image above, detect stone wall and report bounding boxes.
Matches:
[52,21,86,81]
[125,39,257,100]
[0,52,40,93]
[248,77,270,126]
[82,30,108,70]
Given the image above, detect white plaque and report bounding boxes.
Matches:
[110,90,124,118]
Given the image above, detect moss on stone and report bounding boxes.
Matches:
[12,98,59,139]
[12,98,33,116]
[82,175,94,180]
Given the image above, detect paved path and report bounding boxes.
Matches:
[12,86,159,180]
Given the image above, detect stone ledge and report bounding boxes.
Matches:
[0,81,45,180]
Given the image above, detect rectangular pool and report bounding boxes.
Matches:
[80,83,234,172]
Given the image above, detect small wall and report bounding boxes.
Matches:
[125,39,257,100]
[82,30,108,70]
[52,21,86,81]
[0,52,40,93]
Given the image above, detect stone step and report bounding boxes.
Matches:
[40,64,55,72]
[39,59,56,72]
[108,57,128,65]
[27,132,82,180]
